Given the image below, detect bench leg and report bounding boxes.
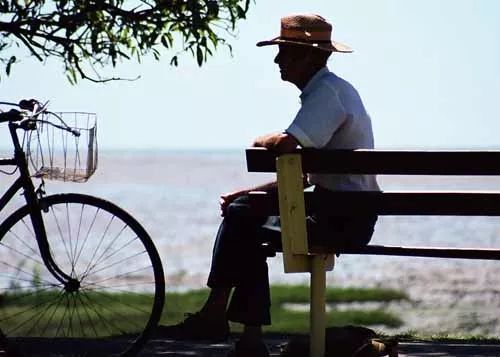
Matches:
[310,255,327,357]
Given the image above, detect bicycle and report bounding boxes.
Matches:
[0,100,165,356]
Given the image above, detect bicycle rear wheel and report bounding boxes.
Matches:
[0,193,165,356]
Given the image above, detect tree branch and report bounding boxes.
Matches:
[0,0,253,83]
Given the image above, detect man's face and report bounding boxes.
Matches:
[274,44,311,85]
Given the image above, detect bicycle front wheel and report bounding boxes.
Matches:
[0,193,165,356]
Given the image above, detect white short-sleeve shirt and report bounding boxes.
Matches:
[286,67,380,192]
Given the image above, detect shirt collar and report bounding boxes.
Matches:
[300,66,330,100]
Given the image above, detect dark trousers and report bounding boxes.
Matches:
[206,194,377,326]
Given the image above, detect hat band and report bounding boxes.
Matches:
[280,36,332,44]
[280,28,332,42]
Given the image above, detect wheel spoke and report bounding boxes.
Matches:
[0,284,60,307]
[39,292,68,337]
[4,290,66,335]
[80,287,152,316]
[66,293,76,337]
[72,293,87,337]
[78,290,118,335]
[82,256,150,283]
[0,194,163,355]
[71,204,86,275]
[65,203,75,273]
[24,292,65,336]
[19,217,36,239]
[50,205,74,272]
[82,281,157,291]
[0,275,59,292]
[0,241,44,267]
[82,215,115,278]
[84,223,128,278]
[3,223,39,258]
[85,235,139,276]
[75,293,99,338]
[74,206,100,269]
[79,290,141,332]
[54,293,70,338]
[0,261,57,288]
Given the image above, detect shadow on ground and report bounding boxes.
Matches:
[140,334,500,357]
[2,334,499,356]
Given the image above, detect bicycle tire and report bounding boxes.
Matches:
[0,193,165,356]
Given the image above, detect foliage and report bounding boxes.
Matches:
[0,0,252,83]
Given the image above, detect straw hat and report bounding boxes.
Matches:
[256,14,352,53]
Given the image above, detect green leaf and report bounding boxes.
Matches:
[66,67,77,85]
[236,5,246,19]
[196,46,203,66]
[5,55,16,75]
[161,35,170,48]
[206,0,219,18]
[153,48,160,60]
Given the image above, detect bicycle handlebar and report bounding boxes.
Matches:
[1,99,80,137]
[0,109,23,123]
[32,118,81,137]
[19,99,42,112]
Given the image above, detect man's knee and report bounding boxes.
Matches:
[225,195,267,225]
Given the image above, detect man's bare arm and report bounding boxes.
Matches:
[252,132,299,153]
[220,181,278,216]
[220,132,302,216]
[220,178,311,216]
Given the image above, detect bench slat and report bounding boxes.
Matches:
[246,148,500,175]
[249,191,500,216]
[338,245,500,260]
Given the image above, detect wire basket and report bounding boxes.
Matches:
[24,112,98,183]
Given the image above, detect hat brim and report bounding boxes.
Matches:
[256,36,352,53]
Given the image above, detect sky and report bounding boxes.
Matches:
[1,0,500,150]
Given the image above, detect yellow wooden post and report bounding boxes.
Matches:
[310,255,329,357]
[276,152,333,357]
[276,154,309,273]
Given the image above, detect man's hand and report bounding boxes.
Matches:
[220,190,248,216]
[252,132,299,153]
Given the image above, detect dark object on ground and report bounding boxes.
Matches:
[279,326,398,357]
[227,338,270,357]
[0,328,21,357]
[155,312,230,342]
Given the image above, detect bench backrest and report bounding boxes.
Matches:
[246,148,500,272]
[247,148,500,175]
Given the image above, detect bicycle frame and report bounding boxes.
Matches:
[0,121,74,286]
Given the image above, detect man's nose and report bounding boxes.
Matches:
[274,52,281,64]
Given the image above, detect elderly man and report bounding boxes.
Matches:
[158,14,379,357]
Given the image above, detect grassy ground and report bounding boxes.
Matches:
[160,284,408,333]
[2,286,498,343]
[1,290,156,336]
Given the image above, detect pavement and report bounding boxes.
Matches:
[139,334,500,356]
[2,334,499,356]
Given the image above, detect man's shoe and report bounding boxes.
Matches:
[155,312,229,341]
[227,339,270,357]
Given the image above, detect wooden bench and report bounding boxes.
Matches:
[245,147,500,357]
